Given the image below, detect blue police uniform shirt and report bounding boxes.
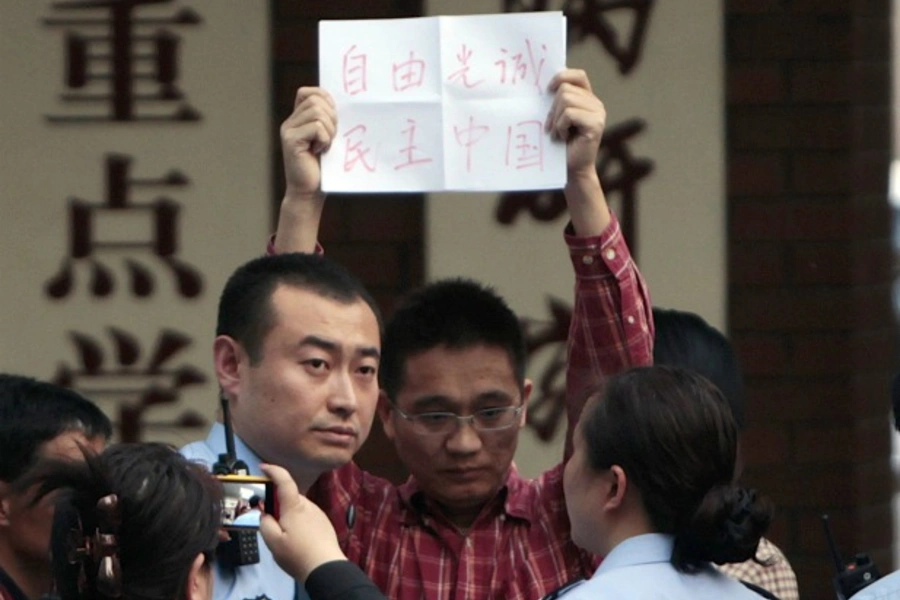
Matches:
[181,423,310,600]
[850,569,900,600]
[559,533,761,600]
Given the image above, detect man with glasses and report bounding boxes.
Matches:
[276,69,654,600]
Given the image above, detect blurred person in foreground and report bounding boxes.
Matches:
[22,443,386,600]
[0,374,111,600]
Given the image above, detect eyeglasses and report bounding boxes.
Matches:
[392,405,524,435]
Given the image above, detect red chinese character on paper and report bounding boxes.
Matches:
[495,118,654,256]
[392,51,426,92]
[395,119,433,170]
[505,120,544,170]
[453,116,490,173]
[447,44,484,88]
[495,38,547,91]
[342,45,368,96]
[343,125,376,172]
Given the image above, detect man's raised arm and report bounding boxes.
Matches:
[273,87,336,254]
[545,69,654,458]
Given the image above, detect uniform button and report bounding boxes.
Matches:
[605,248,616,260]
[582,255,594,265]
[627,316,635,325]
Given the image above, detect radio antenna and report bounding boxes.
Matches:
[221,395,237,462]
[821,514,845,574]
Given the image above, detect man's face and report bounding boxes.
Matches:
[226,285,381,486]
[0,431,106,568]
[381,344,529,525]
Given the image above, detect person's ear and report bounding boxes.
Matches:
[214,335,246,401]
[518,379,533,428]
[377,391,396,441]
[604,465,628,510]
[0,481,11,528]
[184,553,212,600]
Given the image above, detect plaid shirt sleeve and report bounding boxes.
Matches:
[717,537,800,600]
[564,211,654,453]
[266,234,324,255]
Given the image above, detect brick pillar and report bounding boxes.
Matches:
[271,0,425,483]
[726,2,897,598]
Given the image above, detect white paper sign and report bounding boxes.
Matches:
[319,12,567,193]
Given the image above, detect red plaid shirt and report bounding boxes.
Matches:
[717,537,799,600]
[309,212,653,600]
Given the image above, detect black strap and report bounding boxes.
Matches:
[741,580,782,600]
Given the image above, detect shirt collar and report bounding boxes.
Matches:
[203,422,265,476]
[502,462,538,522]
[396,463,534,525]
[594,533,674,574]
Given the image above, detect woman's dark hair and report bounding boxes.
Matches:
[19,443,222,600]
[580,365,772,572]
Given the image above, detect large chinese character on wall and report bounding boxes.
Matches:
[0,3,272,445]
[43,153,207,441]
[43,0,201,122]
[45,154,202,299]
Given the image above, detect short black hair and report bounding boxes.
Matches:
[248,494,261,509]
[652,307,746,429]
[216,252,383,364]
[0,374,112,482]
[379,278,525,400]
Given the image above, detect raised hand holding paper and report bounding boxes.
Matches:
[318,12,567,193]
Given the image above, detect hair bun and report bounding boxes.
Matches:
[674,484,773,569]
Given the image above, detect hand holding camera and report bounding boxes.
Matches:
[258,463,347,584]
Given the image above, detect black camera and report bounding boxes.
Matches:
[217,474,278,529]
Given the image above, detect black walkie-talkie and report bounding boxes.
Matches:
[213,397,260,568]
[821,514,881,599]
